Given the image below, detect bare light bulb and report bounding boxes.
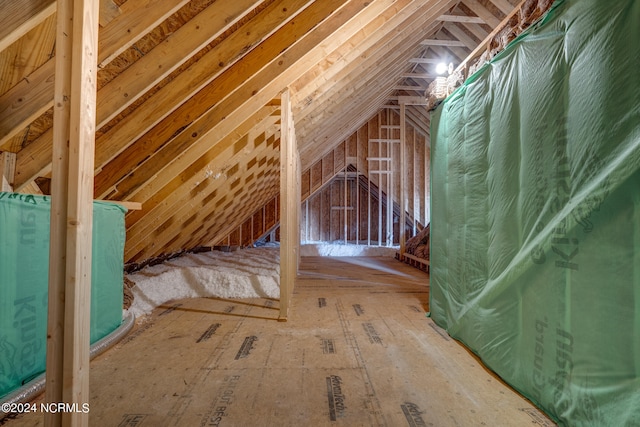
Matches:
[435,62,448,75]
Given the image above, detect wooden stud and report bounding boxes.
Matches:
[425,129,430,224]
[343,164,347,243]
[0,151,16,192]
[279,88,298,321]
[399,103,406,257]
[355,128,360,244]
[46,0,99,426]
[412,126,417,235]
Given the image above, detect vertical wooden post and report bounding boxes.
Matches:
[377,113,382,246]
[279,89,298,321]
[399,103,406,258]
[388,130,393,246]
[412,129,416,235]
[296,144,301,269]
[355,131,359,244]
[367,124,371,246]
[425,134,430,225]
[343,166,347,244]
[0,151,16,192]
[46,0,98,425]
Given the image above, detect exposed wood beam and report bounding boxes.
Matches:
[428,44,468,64]
[461,0,501,27]
[18,180,44,195]
[103,200,141,211]
[99,0,394,204]
[123,0,407,261]
[97,0,264,129]
[293,0,451,136]
[8,0,191,180]
[151,131,281,257]
[14,0,311,191]
[464,22,491,40]
[45,0,99,425]
[397,96,428,105]
[393,85,425,91]
[405,107,430,137]
[0,0,56,52]
[408,57,442,64]
[401,72,438,79]
[298,12,448,166]
[444,22,480,50]
[196,171,280,251]
[490,0,518,15]
[98,0,190,66]
[437,14,484,23]
[98,0,121,27]
[0,62,56,148]
[92,0,329,200]
[291,0,424,115]
[1,0,190,150]
[420,38,467,47]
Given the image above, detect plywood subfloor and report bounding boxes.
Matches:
[5,256,556,426]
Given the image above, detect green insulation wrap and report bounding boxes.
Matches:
[0,193,126,399]
[430,0,640,425]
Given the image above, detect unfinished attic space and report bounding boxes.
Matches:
[0,0,638,425]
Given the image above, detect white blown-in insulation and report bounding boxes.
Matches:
[126,245,396,317]
[126,247,280,318]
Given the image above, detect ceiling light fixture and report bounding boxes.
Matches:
[435,62,448,75]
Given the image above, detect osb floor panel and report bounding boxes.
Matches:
[5,257,555,427]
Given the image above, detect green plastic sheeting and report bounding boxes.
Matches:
[0,192,126,399]
[430,0,640,425]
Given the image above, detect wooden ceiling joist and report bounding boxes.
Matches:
[408,57,441,64]
[420,39,467,47]
[437,14,485,23]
